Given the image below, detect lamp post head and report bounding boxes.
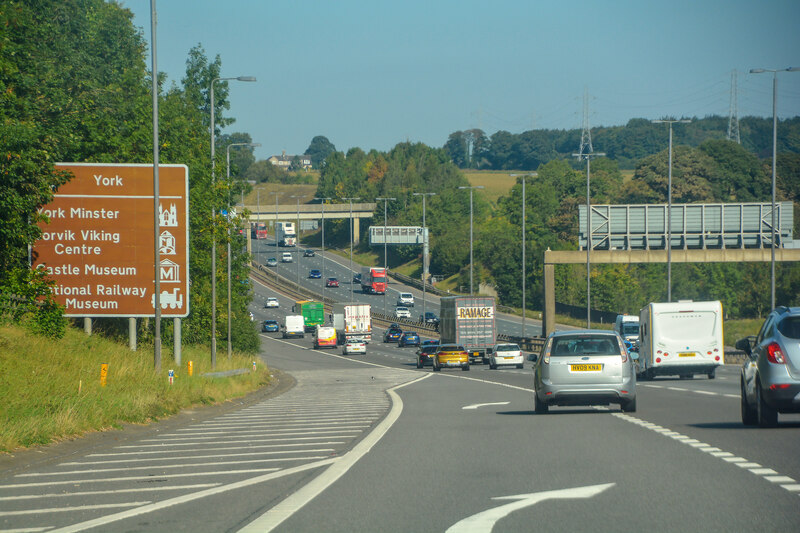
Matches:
[749,68,766,74]
[787,67,800,72]
[236,76,257,82]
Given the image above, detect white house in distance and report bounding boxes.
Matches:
[267,151,312,170]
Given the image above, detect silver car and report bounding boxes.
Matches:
[736,306,800,428]
[531,330,636,413]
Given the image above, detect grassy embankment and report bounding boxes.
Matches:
[0,324,270,453]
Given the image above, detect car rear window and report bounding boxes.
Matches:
[496,344,519,352]
[550,335,620,356]
[778,316,800,339]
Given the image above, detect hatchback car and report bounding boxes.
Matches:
[303,249,315,257]
[398,331,420,348]
[266,257,278,267]
[261,320,279,333]
[281,252,293,263]
[397,292,415,307]
[352,272,362,284]
[531,330,636,413]
[394,306,411,319]
[383,326,403,343]
[736,306,800,428]
[326,277,339,287]
[416,340,439,368]
[264,297,279,308]
[342,339,366,355]
[433,344,469,371]
[489,343,524,369]
[308,269,322,279]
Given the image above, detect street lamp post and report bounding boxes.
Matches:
[458,186,484,296]
[572,152,605,328]
[289,195,303,288]
[413,192,435,324]
[376,197,396,315]
[652,119,690,302]
[749,67,799,309]
[226,142,260,359]
[314,197,331,305]
[209,75,255,368]
[342,197,361,303]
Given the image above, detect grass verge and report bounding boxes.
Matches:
[0,324,270,453]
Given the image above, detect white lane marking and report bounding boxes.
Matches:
[0,484,221,501]
[723,394,739,399]
[88,442,346,457]
[667,387,688,391]
[18,456,327,477]
[62,449,335,465]
[236,373,433,533]
[445,483,616,533]
[113,435,359,449]
[694,390,717,396]
[613,413,799,496]
[136,426,370,441]
[0,469,280,489]
[46,461,334,533]
[765,476,796,483]
[0,502,150,517]
[462,402,511,410]
[0,527,53,532]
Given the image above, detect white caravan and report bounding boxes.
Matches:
[638,300,724,380]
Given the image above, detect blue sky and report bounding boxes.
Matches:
[123,0,800,161]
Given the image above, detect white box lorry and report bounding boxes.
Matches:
[614,314,640,345]
[439,296,496,364]
[332,302,372,344]
[276,222,296,247]
[282,315,305,338]
[638,300,724,380]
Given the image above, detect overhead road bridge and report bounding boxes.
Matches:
[246,202,376,244]
[542,247,800,337]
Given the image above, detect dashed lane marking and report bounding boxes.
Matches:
[613,412,800,497]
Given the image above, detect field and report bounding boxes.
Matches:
[462,170,522,205]
[244,183,318,206]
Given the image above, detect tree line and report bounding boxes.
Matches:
[444,116,800,170]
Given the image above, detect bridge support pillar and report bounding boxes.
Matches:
[543,262,555,337]
[353,218,360,245]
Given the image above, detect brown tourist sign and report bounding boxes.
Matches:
[32,163,189,317]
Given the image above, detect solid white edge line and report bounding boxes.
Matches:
[236,372,433,533]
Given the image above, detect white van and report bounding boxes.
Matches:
[638,300,724,380]
[282,315,305,338]
[614,315,640,344]
[281,252,293,263]
[397,292,415,307]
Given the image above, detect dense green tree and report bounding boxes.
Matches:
[304,135,336,168]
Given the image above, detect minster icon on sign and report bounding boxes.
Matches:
[159,203,178,227]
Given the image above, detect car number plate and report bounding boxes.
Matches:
[570,364,601,372]
[678,352,695,357]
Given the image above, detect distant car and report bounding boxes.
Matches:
[309,269,322,279]
[416,340,439,368]
[397,292,415,307]
[398,331,420,348]
[261,320,279,332]
[352,273,362,284]
[342,339,366,355]
[264,297,279,308]
[281,252,293,263]
[488,343,524,370]
[266,257,278,267]
[326,277,339,287]
[384,326,403,343]
[394,306,411,319]
[303,249,316,257]
[531,330,636,414]
[420,311,440,326]
[433,344,469,372]
[737,306,800,428]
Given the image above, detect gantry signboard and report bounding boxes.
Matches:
[32,163,189,317]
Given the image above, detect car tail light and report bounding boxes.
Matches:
[714,356,720,361]
[656,357,661,363]
[616,338,628,363]
[769,384,790,390]
[766,342,786,364]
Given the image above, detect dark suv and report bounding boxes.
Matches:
[736,307,800,427]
